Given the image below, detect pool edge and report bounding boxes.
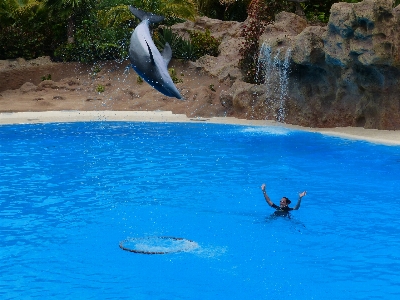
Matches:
[1,110,400,146]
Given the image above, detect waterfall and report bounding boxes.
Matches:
[257,42,291,122]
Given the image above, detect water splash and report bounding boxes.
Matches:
[257,42,291,122]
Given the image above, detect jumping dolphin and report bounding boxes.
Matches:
[128,6,182,99]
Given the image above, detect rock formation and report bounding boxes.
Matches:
[291,0,400,129]
[176,0,400,129]
[2,0,400,129]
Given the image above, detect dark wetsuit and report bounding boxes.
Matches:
[271,204,293,216]
[271,204,293,211]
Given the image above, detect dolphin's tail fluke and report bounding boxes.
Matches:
[129,6,165,23]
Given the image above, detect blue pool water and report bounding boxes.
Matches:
[1,122,400,299]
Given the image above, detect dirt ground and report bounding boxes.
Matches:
[0,57,231,118]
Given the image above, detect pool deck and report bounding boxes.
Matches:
[1,110,400,146]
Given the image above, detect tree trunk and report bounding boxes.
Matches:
[67,14,76,44]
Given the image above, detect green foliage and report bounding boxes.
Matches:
[4,0,397,63]
[0,0,64,59]
[189,29,221,58]
[130,0,197,24]
[195,0,251,21]
[302,1,334,23]
[53,3,135,63]
[302,0,399,24]
[302,1,363,23]
[155,27,198,61]
[53,0,200,62]
[96,84,105,93]
[54,17,130,62]
[41,74,52,81]
[45,0,95,18]
[177,39,199,61]
[154,27,184,53]
[154,26,221,61]
[96,4,136,28]
[168,68,183,83]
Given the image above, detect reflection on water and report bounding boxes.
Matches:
[1,122,400,299]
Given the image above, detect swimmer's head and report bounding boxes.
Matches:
[280,197,291,207]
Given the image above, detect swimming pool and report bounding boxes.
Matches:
[1,122,399,299]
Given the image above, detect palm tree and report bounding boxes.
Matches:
[131,0,198,21]
[45,0,95,43]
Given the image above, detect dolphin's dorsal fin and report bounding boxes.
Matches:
[129,6,165,23]
[161,43,172,66]
[144,39,155,65]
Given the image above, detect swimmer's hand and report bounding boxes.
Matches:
[299,191,307,198]
[261,184,266,191]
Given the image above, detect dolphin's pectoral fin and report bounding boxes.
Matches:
[161,42,172,67]
[144,39,155,65]
[129,6,164,23]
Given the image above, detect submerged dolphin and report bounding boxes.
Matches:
[128,6,182,99]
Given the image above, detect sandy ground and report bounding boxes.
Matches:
[1,57,400,146]
[0,58,231,118]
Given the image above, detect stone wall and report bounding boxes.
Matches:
[175,0,400,129]
[260,0,400,129]
[288,0,400,129]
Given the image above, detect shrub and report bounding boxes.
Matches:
[154,27,185,54]
[168,68,183,83]
[155,27,199,61]
[41,74,52,81]
[177,39,199,61]
[129,0,197,24]
[54,17,130,63]
[155,27,221,61]
[96,84,105,93]
[189,29,221,58]
[0,2,64,59]
[195,0,251,21]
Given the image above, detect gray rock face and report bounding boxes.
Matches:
[178,0,400,129]
[171,16,244,85]
[261,0,400,129]
[297,0,400,129]
[325,0,399,67]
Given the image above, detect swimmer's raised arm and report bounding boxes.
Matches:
[261,184,274,207]
[293,191,307,210]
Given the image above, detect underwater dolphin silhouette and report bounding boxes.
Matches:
[128,6,182,99]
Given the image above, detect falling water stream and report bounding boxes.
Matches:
[258,42,291,122]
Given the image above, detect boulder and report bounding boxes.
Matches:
[171,17,245,84]
[161,1,400,129]
[292,26,326,65]
[246,0,400,129]
[324,0,400,67]
[20,82,37,93]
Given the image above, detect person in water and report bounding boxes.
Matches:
[261,183,306,213]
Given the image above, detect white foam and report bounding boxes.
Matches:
[192,245,228,258]
[121,237,199,254]
[241,126,291,136]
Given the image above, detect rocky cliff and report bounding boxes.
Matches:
[283,0,400,129]
[175,0,400,129]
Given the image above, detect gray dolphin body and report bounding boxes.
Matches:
[128,6,182,99]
